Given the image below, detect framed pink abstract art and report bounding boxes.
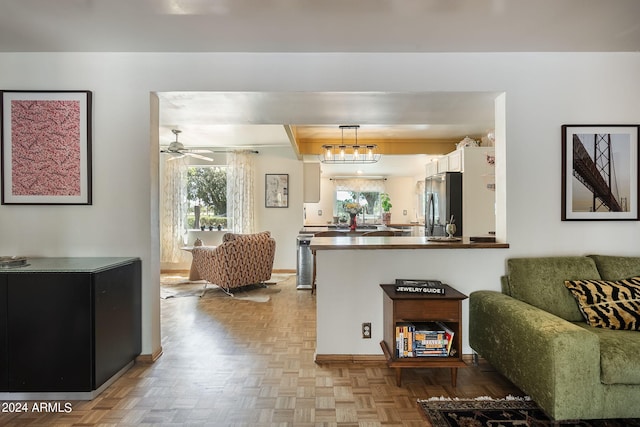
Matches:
[1,90,92,205]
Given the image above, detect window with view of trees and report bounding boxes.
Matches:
[186,166,227,230]
[335,190,382,223]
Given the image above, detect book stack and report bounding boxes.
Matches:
[395,321,455,358]
[394,279,445,295]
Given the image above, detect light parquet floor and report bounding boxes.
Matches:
[0,273,523,426]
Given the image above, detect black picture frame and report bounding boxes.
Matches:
[1,90,92,205]
[561,124,639,221]
[265,173,288,208]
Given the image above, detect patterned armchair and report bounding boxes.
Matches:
[191,231,276,296]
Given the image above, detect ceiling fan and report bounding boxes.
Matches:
[161,129,213,162]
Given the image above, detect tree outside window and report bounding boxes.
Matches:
[335,190,382,223]
[186,166,227,229]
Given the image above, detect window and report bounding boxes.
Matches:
[332,178,387,224]
[186,166,227,230]
[335,190,382,223]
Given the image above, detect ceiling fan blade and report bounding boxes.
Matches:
[186,152,213,162]
[164,152,186,161]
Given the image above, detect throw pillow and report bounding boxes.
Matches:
[564,277,640,330]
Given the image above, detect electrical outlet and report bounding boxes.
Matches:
[362,322,372,339]
[318,209,323,216]
[403,209,408,215]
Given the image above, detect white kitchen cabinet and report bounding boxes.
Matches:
[459,147,495,236]
[425,160,439,177]
[447,149,462,172]
[436,156,449,174]
[425,147,496,236]
[303,163,321,203]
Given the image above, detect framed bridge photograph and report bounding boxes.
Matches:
[562,124,639,221]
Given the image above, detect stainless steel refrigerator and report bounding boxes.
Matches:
[425,172,463,237]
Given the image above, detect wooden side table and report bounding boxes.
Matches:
[380,283,468,386]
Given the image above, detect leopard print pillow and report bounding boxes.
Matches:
[564,276,640,330]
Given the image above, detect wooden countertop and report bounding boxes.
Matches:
[300,227,408,235]
[302,223,423,228]
[309,236,509,251]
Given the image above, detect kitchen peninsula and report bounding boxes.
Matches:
[310,236,508,362]
[300,223,423,236]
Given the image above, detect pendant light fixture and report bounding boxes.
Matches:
[319,125,381,164]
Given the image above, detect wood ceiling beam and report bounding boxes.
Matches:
[284,125,302,160]
[296,139,458,155]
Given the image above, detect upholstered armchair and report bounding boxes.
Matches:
[191,231,276,296]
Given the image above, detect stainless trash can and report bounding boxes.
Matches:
[296,235,314,290]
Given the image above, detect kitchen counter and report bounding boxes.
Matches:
[302,223,424,227]
[310,236,508,250]
[311,237,509,361]
[299,227,410,235]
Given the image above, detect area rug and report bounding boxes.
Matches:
[417,396,640,427]
[161,273,294,302]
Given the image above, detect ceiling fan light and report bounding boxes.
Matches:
[162,128,214,162]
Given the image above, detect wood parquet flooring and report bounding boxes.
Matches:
[0,273,523,426]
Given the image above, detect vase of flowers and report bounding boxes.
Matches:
[343,201,362,231]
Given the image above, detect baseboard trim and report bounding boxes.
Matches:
[315,354,386,364]
[136,347,163,363]
[160,269,190,274]
[273,269,295,274]
[0,361,134,401]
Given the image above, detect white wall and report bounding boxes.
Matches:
[253,146,304,270]
[1,52,639,357]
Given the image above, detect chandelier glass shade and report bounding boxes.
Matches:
[319,125,381,164]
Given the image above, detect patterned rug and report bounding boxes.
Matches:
[161,273,294,302]
[417,396,640,427]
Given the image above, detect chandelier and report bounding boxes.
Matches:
[319,125,381,164]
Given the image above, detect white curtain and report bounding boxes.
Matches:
[333,178,386,193]
[160,157,188,263]
[227,150,255,234]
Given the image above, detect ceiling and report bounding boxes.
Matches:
[1,0,639,53]
[4,0,638,175]
[157,91,499,153]
[157,91,498,177]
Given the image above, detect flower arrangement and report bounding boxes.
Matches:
[343,200,362,215]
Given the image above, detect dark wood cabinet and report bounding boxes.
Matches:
[0,258,141,396]
[0,274,7,391]
[380,284,467,386]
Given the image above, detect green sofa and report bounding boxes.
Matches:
[469,255,640,421]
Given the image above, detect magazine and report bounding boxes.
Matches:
[394,279,445,294]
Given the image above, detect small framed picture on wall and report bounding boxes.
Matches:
[265,173,288,208]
